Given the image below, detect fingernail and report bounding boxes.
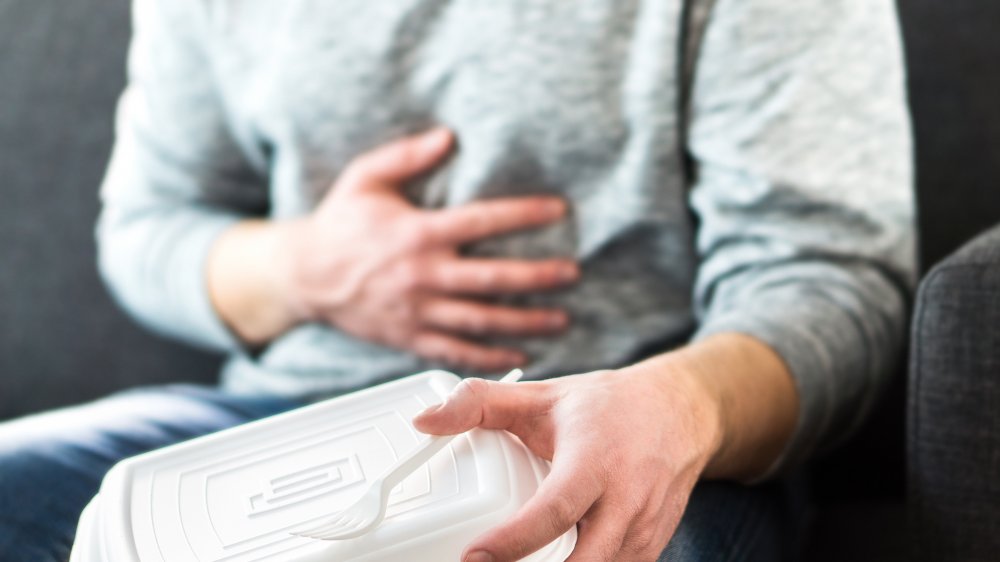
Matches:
[549,313,569,329]
[545,198,567,216]
[507,353,528,366]
[465,551,494,562]
[424,127,452,147]
[560,263,579,282]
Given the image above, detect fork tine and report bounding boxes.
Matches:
[313,524,368,540]
[315,513,356,531]
[292,515,350,536]
[328,517,367,535]
[296,512,366,536]
[308,515,374,540]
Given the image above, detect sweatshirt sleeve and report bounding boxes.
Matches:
[686,0,916,475]
[97,0,267,351]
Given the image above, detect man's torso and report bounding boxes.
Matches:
[205,0,701,396]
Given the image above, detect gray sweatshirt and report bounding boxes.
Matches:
[98,0,915,473]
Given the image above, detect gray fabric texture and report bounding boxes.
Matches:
[0,0,220,421]
[96,0,915,473]
[908,225,1000,562]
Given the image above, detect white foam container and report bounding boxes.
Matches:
[70,371,576,561]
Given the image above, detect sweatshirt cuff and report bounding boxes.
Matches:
[159,211,243,352]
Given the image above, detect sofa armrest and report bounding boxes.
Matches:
[909,225,1000,561]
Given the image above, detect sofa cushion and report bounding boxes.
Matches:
[908,225,1000,561]
[0,0,220,420]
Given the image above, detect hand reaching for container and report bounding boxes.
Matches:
[209,128,579,372]
[412,365,716,561]
[412,333,799,562]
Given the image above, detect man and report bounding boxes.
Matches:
[0,0,914,560]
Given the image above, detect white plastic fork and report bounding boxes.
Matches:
[292,368,525,541]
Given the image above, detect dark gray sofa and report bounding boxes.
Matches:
[1,0,999,560]
[909,230,1000,561]
[0,0,221,418]
[904,1,1000,560]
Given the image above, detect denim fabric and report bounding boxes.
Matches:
[660,480,801,562]
[0,385,798,562]
[0,385,302,561]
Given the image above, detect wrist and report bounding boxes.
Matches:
[634,334,799,481]
[623,353,727,476]
[271,217,316,325]
[207,219,308,346]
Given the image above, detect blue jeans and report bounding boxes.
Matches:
[0,385,801,561]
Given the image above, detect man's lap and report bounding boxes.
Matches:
[0,385,302,561]
[0,386,800,562]
[662,479,802,561]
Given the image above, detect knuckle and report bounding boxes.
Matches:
[546,492,581,530]
[398,300,421,326]
[442,350,462,366]
[392,140,421,170]
[411,333,444,360]
[396,219,434,252]
[499,534,536,561]
[465,206,495,232]
[458,349,487,369]
[461,314,489,335]
[457,377,491,400]
[477,266,501,290]
[623,526,659,555]
[525,311,549,331]
[432,266,459,293]
[431,341,469,368]
[432,207,467,233]
[540,262,568,285]
[392,325,418,348]
[344,152,377,181]
[465,203,490,223]
[595,539,622,562]
[392,260,424,293]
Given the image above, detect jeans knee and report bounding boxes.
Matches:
[657,482,792,562]
[0,444,100,562]
[0,431,105,562]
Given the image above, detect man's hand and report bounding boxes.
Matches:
[209,128,579,370]
[412,333,798,562]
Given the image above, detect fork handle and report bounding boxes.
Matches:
[381,369,524,491]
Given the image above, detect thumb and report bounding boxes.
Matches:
[412,377,552,436]
[341,127,454,190]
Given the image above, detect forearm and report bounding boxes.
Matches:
[207,219,303,346]
[631,332,798,482]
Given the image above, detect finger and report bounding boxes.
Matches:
[422,196,568,246]
[424,258,580,295]
[412,375,553,436]
[419,298,569,337]
[565,502,631,562]
[408,331,526,373]
[463,461,602,562]
[341,127,454,189]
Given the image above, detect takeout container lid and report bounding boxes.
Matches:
[70,371,576,561]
